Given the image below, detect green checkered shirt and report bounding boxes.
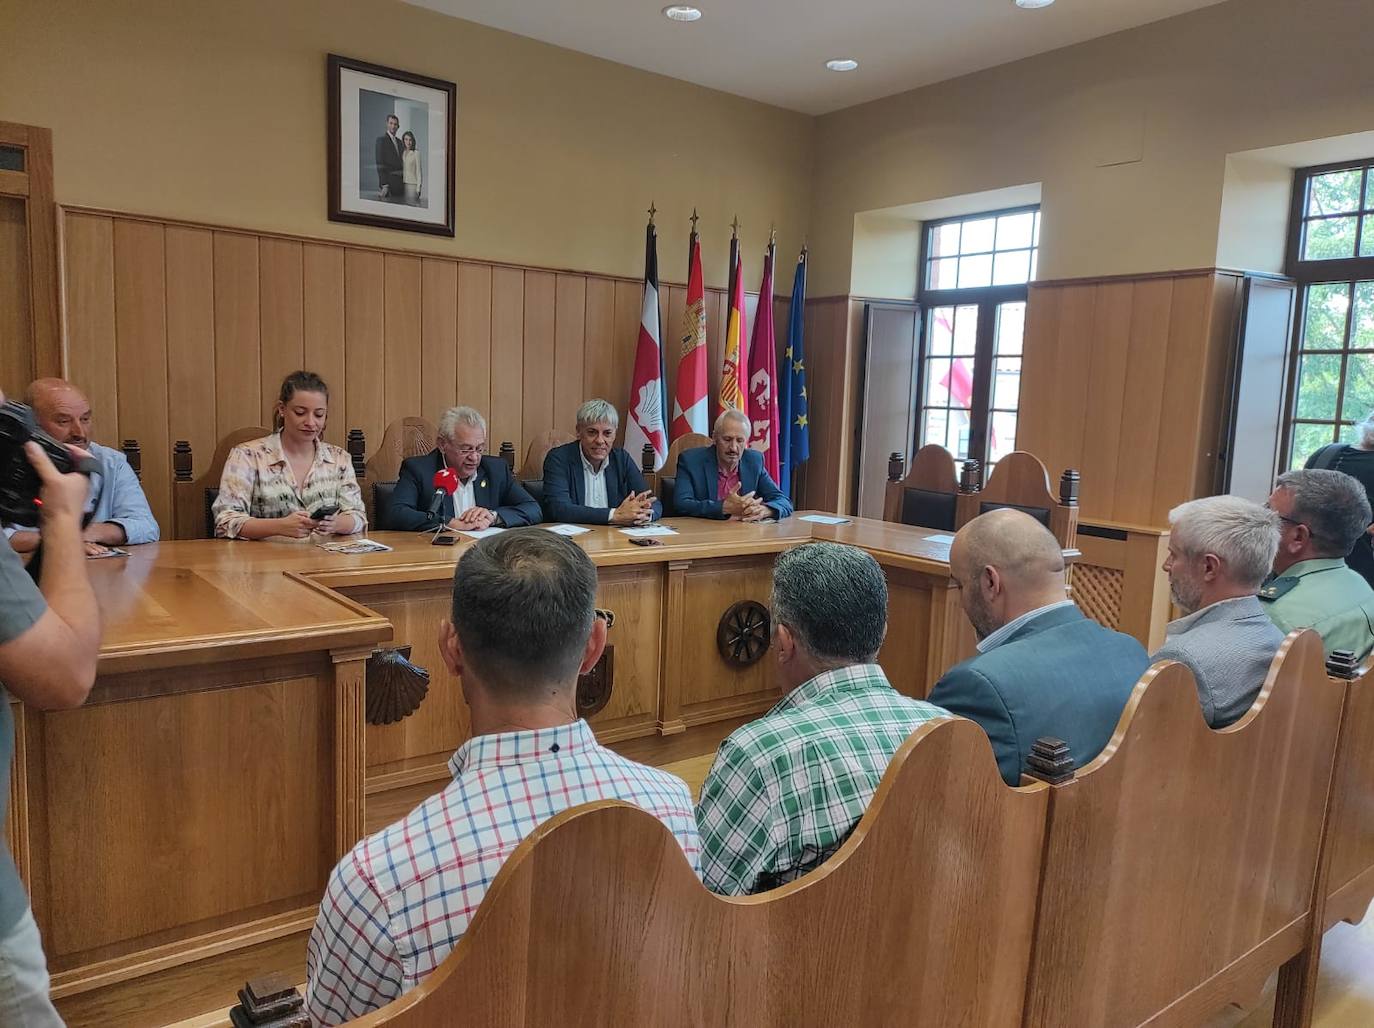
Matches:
[696,663,950,895]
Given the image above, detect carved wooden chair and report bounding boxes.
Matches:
[364,417,437,530]
[171,427,269,539]
[1321,649,1374,932]
[1022,630,1343,1027]
[954,450,1080,552]
[515,430,575,506]
[339,717,1046,1026]
[656,432,710,516]
[882,444,962,531]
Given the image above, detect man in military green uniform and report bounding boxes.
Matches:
[1262,468,1374,659]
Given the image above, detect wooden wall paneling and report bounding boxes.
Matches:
[839,298,866,515]
[1112,279,1175,524]
[705,288,727,403]
[344,249,386,452]
[0,198,34,394]
[582,277,617,432]
[1076,281,1133,520]
[62,214,119,444]
[383,255,422,426]
[1194,273,1244,501]
[302,243,346,447]
[1045,285,1096,487]
[1150,274,1213,524]
[489,266,524,451]
[521,272,556,451]
[553,274,586,433]
[455,262,492,419]
[419,259,458,425]
[111,219,170,530]
[612,280,642,442]
[211,233,261,439]
[20,126,60,380]
[1014,284,1063,467]
[258,239,304,430]
[164,226,217,486]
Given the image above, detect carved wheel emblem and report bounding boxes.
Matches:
[717,601,771,667]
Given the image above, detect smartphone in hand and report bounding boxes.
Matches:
[311,504,341,520]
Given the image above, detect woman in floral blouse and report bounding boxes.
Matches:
[212,371,368,540]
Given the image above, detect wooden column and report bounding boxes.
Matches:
[332,647,370,857]
[657,560,690,736]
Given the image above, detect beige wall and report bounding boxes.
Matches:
[0,0,812,290]
[809,0,1374,296]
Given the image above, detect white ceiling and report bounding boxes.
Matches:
[405,0,1230,115]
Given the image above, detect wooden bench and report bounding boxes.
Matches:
[1322,650,1374,931]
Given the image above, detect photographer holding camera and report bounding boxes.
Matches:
[0,390,102,1025]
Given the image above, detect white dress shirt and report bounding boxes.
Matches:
[975,599,1076,653]
[453,476,476,519]
[581,451,609,509]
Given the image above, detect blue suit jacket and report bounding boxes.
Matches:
[927,605,1149,785]
[673,446,794,520]
[387,451,541,531]
[540,441,661,524]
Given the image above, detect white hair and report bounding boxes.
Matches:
[438,406,487,441]
[1167,495,1280,590]
[1356,412,1374,450]
[576,399,619,431]
[713,408,750,436]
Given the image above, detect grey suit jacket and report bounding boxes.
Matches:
[1151,595,1285,728]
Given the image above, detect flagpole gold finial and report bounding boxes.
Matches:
[730,215,740,238]
[647,202,657,226]
[769,223,777,247]
[690,208,699,232]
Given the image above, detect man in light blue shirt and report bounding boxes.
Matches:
[5,379,159,554]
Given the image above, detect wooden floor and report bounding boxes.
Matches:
[57,716,1374,1028]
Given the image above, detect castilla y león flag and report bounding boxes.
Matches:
[625,218,668,470]
[672,228,709,440]
[747,241,779,481]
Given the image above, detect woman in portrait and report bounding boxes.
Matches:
[402,130,422,206]
[212,371,367,540]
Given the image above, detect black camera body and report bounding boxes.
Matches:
[0,401,98,527]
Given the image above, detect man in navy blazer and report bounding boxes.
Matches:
[541,399,661,525]
[927,509,1149,784]
[387,406,541,531]
[674,410,794,521]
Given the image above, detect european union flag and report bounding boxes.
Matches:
[778,249,809,497]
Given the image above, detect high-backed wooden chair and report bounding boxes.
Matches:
[348,717,1048,1026]
[171,426,268,539]
[364,417,437,529]
[883,444,962,530]
[955,451,1079,551]
[656,432,709,516]
[516,431,576,505]
[1322,650,1374,931]
[1022,630,1344,1027]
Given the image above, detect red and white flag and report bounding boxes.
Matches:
[718,232,749,421]
[747,241,780,481]
[625,219,668,470]
[672,227,709,440]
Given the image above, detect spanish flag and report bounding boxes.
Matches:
[717,226,749,421]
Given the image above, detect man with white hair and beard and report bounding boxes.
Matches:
[1155,496,1285,727]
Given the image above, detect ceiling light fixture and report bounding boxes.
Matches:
[1013,0,1056,8]
[662,5,702,21]
[825,59,859,72]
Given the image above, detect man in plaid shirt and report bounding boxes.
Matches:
[306,530,700,1025]
[696,542,950,895]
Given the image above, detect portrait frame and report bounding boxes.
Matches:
[327,53,456,237]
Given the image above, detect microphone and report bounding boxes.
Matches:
[427,467,460,521]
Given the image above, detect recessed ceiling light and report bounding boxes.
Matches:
[826,59,859,72]
[1014,0,1055,8]
[662,5,702,21]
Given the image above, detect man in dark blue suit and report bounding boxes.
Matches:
[541,399,660,525]
[387,406,541,531]
[927,509,1149,785]
[674,410,794,521]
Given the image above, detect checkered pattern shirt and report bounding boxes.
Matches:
[696,663,950,896]
[305,719,700,1025]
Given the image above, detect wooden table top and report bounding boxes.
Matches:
[86,513,972,673]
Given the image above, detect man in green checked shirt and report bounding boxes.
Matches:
[696,542,951,895]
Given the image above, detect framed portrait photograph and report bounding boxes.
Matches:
[327,54,456,236]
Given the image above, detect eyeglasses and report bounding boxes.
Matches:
[594,608,616,628]
[1263,502,1306,531]
[448,444,484,457]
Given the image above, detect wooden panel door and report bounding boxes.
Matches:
[0,121,59,394]
[856,302,921,520]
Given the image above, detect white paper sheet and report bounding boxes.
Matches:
[619,525,679,537]
[799,514,851,525]
[459,527,506,539]
[543,524,592,536]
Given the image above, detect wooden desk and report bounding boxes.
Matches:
[9,514,981,1011]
